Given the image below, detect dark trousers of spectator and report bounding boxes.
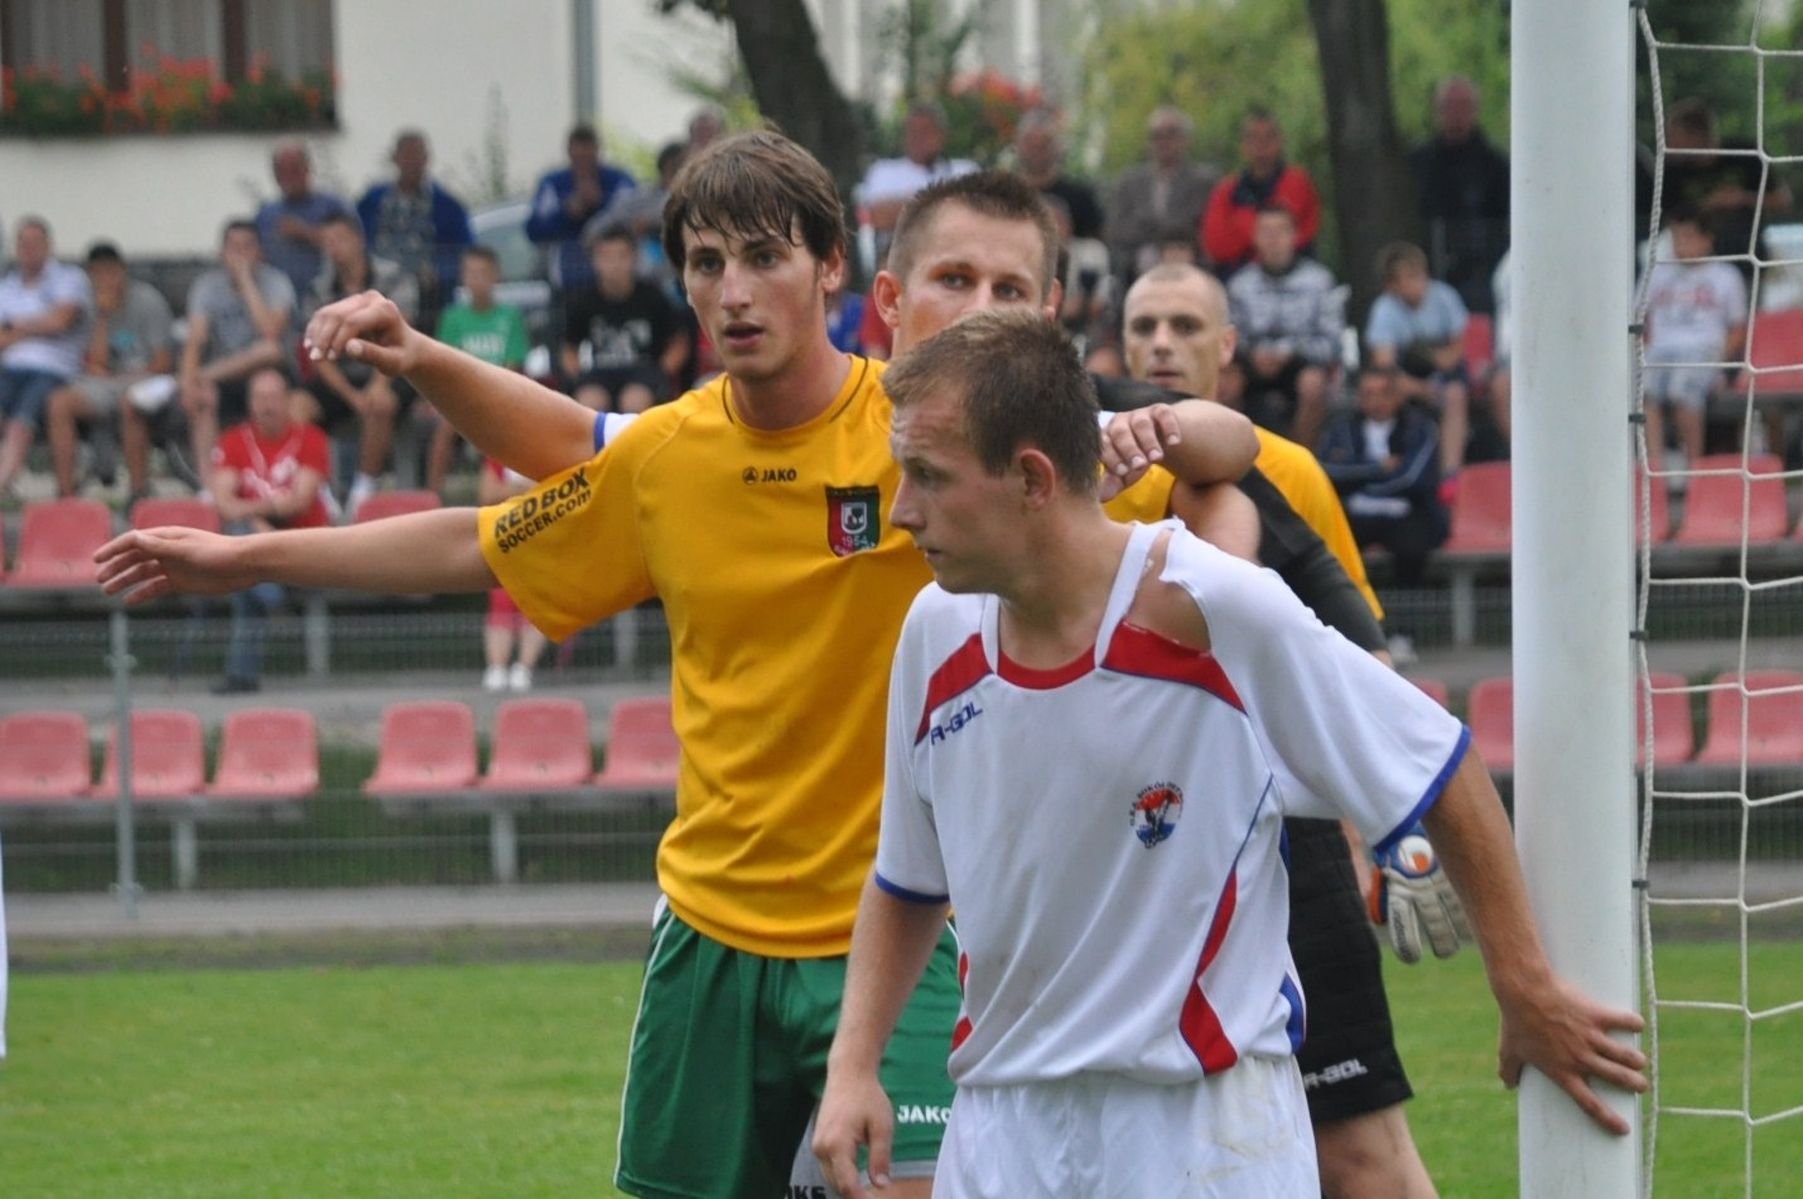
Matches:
[1352,510,1447,588]
[221,519,284,686]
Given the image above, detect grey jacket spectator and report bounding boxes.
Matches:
[255,142,354,296]
[1227,257,1343,367]
[1107,107,1220,281]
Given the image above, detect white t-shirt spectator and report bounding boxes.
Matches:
[1364,281,1469,356]
[0,259,92,377]
[1645,259,1747,365]
[857,155,979,208]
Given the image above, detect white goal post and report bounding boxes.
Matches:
[1512,2,1642,1196]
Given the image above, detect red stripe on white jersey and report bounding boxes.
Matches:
[1100,621,1246,713]
[1180,867,1241,1073]
[915,632,991,743]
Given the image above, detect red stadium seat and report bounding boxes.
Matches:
[1641,673,1695,768]
[207,708,319,799]
[5,498,112,588]
[0,710,92,801]
[1671,454,1790,547]
[92,709,207,799]
[130,496,221,534]
[353,489,442,524]
[1461,314,1495,379]
[1466,676,1514,771]
[480,698,592,791]
[594,698,679,791]
[1409,677,1450,708]
[1734,307,1803,399]
[364,701,480,795]
[1695,671,1803,766]
[1442,462,1512,555]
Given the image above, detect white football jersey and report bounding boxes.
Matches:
[876,521,1469,1088]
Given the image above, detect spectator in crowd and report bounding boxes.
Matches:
[426,245,530,494]
[357,129,474,328]
[256,141,353,297]
[1107,106,1221,285]
[477,457,550,692]
[560,227,687,414]
[300,214,419,513]
[1225,202,1343,449]
[46,243,173,503]
[209,366,331,694]
[857,102,978,258]
[1319,365,1448,587]
[526,124,636,293]
[1044,196,1114,363]
[1013,108,1105,242]
[686,103,726,155]
[1488,249,1513,449]
[0,217,91,497]
[181,220,295,487]
[586,140,686,299]
[1409,76,1510,315]
[1662,97,1793,282]
[1365,241,1472,479]
[1202,107,1321,273]
[1642,208,1747,471]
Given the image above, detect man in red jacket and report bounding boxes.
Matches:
[1202,107,1322,273]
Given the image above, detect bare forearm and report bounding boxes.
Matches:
[406,336,596,479]
[1422,751,1555,1003]
[238,507,496,593]
[828,878,949,1075]
[1159,399,1260,485]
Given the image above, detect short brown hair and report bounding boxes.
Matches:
[1376,240,1428,284]
[887,171,1061,301]
[882,308,1100,495]
[661,130,848,274]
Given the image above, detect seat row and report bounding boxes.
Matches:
[0,696,677,887]
[1409,670,1803,773]
[0,491,443,592]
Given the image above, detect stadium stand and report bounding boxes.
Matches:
[1670,454,1791,548]
[207,708,319,799]
[1466,676,1515,773]
[0,710,92,802]
[472,697,596,882]
[1733,306,1803,402]
[301,490,445,677]
[1636,469,1674,545]
[592,697,679,794]
[130,496,222,534]
[3,499,112,591]
[1438,461,1512,644]
[1461,313,1495,380]
[92,709,207,799]
[352,489,443,524]
[364,700,481,796]
[1695,670,1803,768]
[1641,672,1695,769]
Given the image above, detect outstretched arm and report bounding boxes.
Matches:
[305,292,596,481]
[1423,750,1649,1134]
[95,508,495,604]
[1098,400,1259,500]
[814,877,949,1199]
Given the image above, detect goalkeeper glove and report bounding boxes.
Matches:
[1367,822,1472,964]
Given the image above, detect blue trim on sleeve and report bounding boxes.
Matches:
[874,871,950,906]
[1371,723,1471,858]
[1279,974,1307,1053]
[593,412,606,453]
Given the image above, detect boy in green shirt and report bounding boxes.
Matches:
[426,245,530,491]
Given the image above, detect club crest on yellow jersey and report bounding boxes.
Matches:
[826,485,881,556]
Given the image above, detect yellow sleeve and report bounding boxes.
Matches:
[1284,457,1386,623]
[1102,465,1178,524]
[477,450,655,641]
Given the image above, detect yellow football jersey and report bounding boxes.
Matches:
[479,359,1179,957]
[1252,428,1384,621]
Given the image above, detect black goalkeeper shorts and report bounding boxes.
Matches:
[1286,816,1414,1125]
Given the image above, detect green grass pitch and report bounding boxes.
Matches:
[2,942,1798,1197]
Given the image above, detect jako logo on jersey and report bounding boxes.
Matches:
[895,1104,951,1125]
[1131,781,1184,847]
[825,484,881,556]
[743,466,798,484]
[491,467,591,554]
[927,700,983,744]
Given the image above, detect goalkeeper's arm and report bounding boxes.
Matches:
[1421,747,1648,1136]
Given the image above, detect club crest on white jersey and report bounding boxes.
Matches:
[1132,781,1184,847]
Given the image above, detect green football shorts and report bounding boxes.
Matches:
[614,904,960,1199]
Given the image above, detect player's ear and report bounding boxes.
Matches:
[1218,324,1239,371]
[871,270,904,333]
[1017,447,1059,507]
[1042,277,1064,326]
[818,246,846,296]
